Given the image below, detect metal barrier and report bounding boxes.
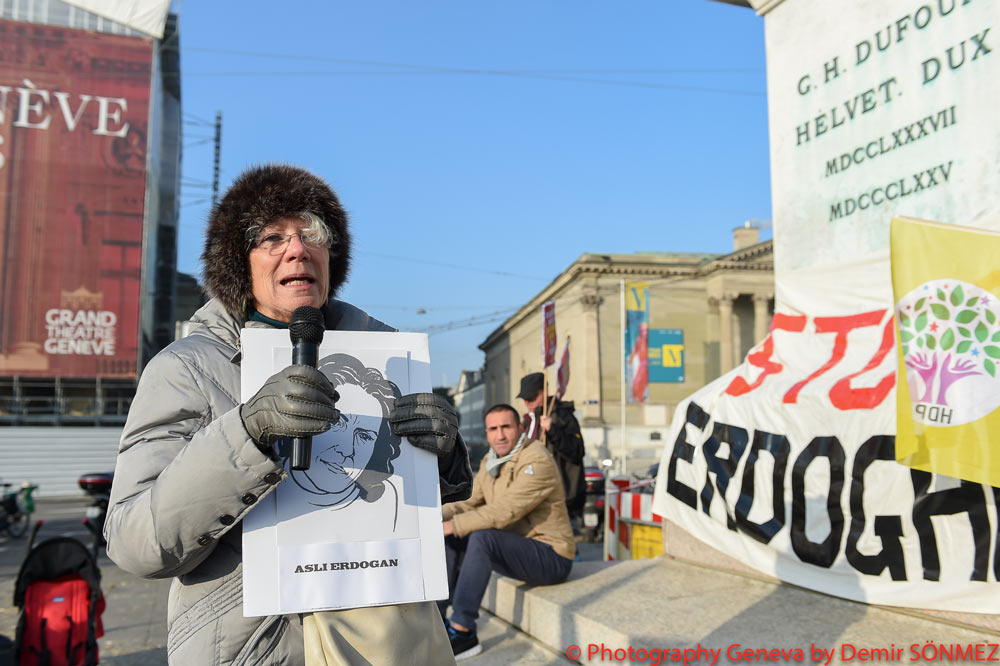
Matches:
[603,477,663,561]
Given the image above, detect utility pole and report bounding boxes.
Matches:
[211,111,222,208]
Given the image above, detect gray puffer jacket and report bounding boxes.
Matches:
[105,298,469,666]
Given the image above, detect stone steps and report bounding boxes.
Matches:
[481,557,996,665]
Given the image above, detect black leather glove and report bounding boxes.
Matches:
[440,432,474,503]
[388,392,458,457]
[240,365,340,445]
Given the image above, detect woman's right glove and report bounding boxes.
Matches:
[240,365,340,444]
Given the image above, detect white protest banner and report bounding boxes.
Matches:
[241,330,447,616]
[653,0,1000,613]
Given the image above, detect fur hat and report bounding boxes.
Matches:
[201,164,351,318]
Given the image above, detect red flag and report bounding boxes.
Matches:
[542,301,557,367]
[556,337,570,399]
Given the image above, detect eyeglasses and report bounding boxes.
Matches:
[251,231,332,255]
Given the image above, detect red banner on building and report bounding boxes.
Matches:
[0,20,153,378]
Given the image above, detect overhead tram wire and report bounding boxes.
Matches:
[411,309,519,335]
[361,304,521,312]
[374,248,773,336]
[359,257,748,335]
[179,47,765,97]
[181,198,211,208]
[355,250,549,281]
[183,112,216,126]
[177,69,764,96]
[186,47,763,74]
[502,67,765,74]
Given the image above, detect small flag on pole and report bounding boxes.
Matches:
[556,337,570,399]
[542,301,557,368]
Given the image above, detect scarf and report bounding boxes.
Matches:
[485,433,526,478]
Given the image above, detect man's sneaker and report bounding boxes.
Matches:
[447,622,482,660]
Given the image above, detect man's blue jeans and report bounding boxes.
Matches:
[440,530,573,633]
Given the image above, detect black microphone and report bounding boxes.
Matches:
[289,306,326,471]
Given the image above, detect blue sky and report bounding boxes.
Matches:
[174,1,772,387]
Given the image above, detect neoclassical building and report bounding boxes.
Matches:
[479,228,773,472]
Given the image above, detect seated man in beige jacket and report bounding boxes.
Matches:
[440,403,576,660]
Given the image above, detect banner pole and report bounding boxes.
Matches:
[541,300,555,446]
[620,278,627,476]
[542,369,548,446]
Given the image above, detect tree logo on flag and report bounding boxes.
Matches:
[897,279,1000,426]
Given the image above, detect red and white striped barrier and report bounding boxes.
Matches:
[604,478,662,561]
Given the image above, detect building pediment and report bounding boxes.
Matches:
[697,239,773,275]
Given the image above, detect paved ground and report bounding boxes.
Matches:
[0,498,599,665]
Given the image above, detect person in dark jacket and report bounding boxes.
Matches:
[517,372,586,525]
[105,164,471,666]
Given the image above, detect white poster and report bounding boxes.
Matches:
[240,329,448,616]
[653,0,1000,614]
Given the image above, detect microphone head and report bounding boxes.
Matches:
[289,306,325,345]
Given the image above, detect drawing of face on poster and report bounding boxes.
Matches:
[284,353,403,527]
[241,330,442,616]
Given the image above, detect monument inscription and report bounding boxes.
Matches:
[766,0,998,283]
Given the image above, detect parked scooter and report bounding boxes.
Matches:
[580,467,606,542]
[0,480,37,538]
[78,472,113,548]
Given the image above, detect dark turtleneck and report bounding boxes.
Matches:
[248,308,289,329]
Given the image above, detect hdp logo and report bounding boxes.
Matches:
[896,279,1000,426]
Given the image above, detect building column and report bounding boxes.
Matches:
[580,288,602,425]
[719,294,735,374]
[753,293,772,344]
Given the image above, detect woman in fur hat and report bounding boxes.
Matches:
[104,164,470,665]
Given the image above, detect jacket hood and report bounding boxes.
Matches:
[201,164,351,319]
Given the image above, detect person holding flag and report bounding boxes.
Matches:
[516,369,586,529]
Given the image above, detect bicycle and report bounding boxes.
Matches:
[1,481,38,538]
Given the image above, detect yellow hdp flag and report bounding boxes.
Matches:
[891,217,1000,486]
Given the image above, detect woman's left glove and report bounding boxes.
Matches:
[388,393,459,457]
